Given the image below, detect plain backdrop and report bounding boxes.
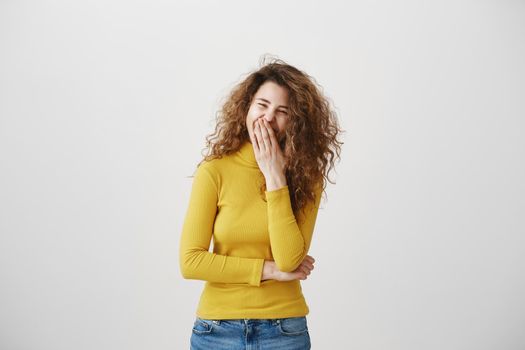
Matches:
[1,0,524,349]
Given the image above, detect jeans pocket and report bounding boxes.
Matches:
[192,317,213,334]
[278,316,309,336]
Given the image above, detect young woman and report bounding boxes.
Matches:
[180,57,343,349]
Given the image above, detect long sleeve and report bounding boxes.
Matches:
[179,163,265,287]
[265,183,323,272]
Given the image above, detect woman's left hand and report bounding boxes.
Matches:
[251,118,287,191]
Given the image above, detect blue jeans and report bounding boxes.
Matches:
[190,316,311,350]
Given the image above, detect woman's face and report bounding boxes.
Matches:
[246,81,290,145]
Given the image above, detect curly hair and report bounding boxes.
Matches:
[197,55,344,218]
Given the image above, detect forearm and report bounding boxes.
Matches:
[180,248,265,286]
[265,186,308,271]
[265,182,323,272]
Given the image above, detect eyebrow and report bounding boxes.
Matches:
[255,98,288,109]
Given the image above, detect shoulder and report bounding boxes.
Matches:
[196,158,218,173]
[198,151,240,173]
[193,156,233,189]
[196,155,231,174]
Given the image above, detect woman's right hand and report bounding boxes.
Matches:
[262,255,316,282]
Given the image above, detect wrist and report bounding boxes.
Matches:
[265,173,287,192]
[262,260,276,280]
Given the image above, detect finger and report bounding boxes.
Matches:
[263,119,279,150]
[258,119,271,152]
[292,267,308,279]
[296,271,307,280]
[249,128,259,153]
[300,265,311,276]
[300,260,313,270]
[253,121,262,150]
[302,261,314,270]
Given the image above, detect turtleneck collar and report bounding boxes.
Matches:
[236,140,259,168]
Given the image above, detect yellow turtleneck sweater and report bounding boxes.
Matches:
[179,140,322,319]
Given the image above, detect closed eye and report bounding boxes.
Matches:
[257,103,288,116]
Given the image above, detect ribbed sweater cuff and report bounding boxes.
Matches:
[250,258,265,287]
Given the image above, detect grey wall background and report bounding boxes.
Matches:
[1,0,524,349]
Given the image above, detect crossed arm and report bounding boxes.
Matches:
[179,163,322,287]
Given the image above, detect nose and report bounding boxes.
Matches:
[263,110,276,122]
